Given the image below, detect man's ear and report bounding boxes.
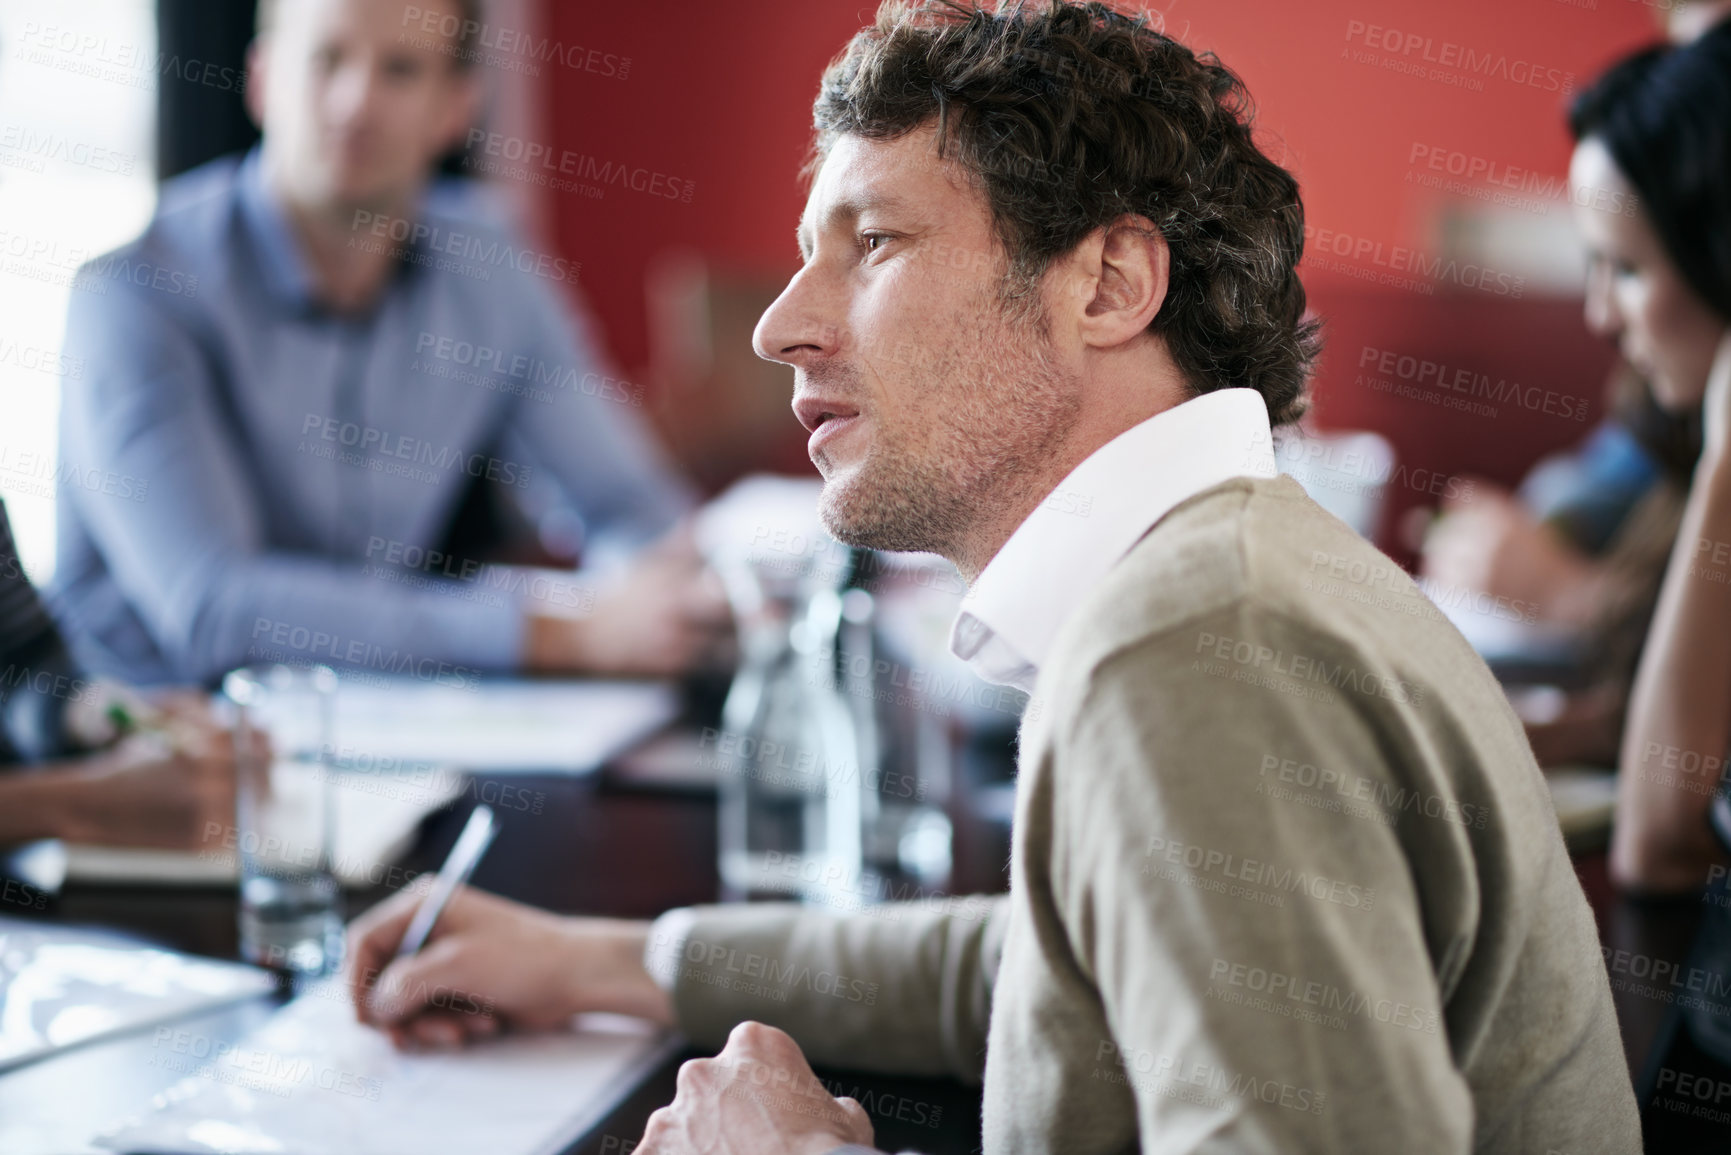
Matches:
[1071,214,1169,349]
[244,39,269,129]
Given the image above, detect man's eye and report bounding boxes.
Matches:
[862,233,890,255]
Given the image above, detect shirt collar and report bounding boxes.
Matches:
[235,146,430,316]
[947,387,1277,692]
[235,147,321,312]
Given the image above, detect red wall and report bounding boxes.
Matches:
[540,0,1668,541]
[539,1,871,371]
[1177,0,1656,275]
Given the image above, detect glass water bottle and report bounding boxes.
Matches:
[714,548,863,906]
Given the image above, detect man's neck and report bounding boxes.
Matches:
[950,470,1064,585]
[290,197,406,313]
[950,366,1193,584]
[264,158,417,314]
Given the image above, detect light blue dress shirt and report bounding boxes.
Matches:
[52,148,691,685]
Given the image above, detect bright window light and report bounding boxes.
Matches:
[0,0,158,585]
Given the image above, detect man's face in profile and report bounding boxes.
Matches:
[752,125,1082,565]
[250,0,477,212]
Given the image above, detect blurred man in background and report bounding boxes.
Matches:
[51,0,729,687]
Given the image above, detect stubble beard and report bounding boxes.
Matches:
[814,301,1081,564]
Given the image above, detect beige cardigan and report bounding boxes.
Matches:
[662,476,1641,1154]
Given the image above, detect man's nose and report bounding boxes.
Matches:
[1583,263,1621,341]
[325,59,384,127]
[753,267,845,368]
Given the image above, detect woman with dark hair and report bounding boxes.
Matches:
[1566,30,1731,1152]
[1573,24,1731,892]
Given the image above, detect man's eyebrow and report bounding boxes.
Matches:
[796,192,914,260]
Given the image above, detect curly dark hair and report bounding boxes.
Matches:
[811,0,1318,425]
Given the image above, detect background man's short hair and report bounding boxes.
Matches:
[813,0,1320,425]
[255,0,486,71]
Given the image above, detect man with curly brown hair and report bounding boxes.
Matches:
[347,3,1642,1151]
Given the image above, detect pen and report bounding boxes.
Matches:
[394,804,498,959]
[107,699,169,739]
[106,693,207,754]
[61,678,174,749]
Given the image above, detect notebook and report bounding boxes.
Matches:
[96,981,678,1155]
[55,679,677,888]
[59,765,465,887]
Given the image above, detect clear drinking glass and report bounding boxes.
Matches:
[223,664,342,975]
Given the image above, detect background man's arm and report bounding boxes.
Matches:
[497,276,693,568]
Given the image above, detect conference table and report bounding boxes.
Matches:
[0,710,1709,1154]
[0,704,1006,1155]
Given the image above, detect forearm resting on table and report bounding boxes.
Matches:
[569,917,676,1026]
[1615,450,1731,891]
[661,898,1004,1081]
[0,766,88,843]
[521,611,583,672]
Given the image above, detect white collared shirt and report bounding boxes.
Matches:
[947,388,1278,693]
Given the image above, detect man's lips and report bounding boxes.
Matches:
[807,413,864,457]
[792,395,861,434]
[793,396,866,459]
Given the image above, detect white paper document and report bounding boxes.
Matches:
[328,678,680,774]
[96,983,675,1155]
[0,919,275,1074]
